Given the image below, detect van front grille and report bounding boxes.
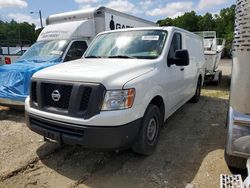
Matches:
[30,80,105,119]
[42,83,72,110]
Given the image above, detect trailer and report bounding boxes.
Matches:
[195,31,226,85]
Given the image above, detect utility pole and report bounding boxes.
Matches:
[30,10,43,28]
[39,10,43,28]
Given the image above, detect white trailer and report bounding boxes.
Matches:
[195,31,226,85]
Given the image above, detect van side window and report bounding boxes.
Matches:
[64,41,88,62]
[168,33,182,59]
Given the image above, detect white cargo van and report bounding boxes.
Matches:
[0,6,156,107]
[25,27,205,155]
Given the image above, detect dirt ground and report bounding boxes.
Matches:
[0,59,237,188]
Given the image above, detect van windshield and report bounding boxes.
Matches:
[20,40,69,63]
[85,30,168,59]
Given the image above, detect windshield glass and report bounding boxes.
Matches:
[20,40,69,62]
[85,30,168,59]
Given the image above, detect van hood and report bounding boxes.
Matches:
[34,58,156,89]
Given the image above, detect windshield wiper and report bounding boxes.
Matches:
[85,55,102,58]
[107,55,137,59]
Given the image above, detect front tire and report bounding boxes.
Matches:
[132,104,162,155]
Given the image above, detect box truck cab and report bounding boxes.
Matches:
[0,6,156,107]
[25,27,205,155]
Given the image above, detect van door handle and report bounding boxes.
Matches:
[180,68,184,71]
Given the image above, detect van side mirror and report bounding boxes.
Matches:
[168,50,189,66]
[174,50,189,66]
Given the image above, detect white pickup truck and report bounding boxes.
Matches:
[0,48,28,65]
[25,27,205,155]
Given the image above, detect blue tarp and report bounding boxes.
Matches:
[0,56,61,102]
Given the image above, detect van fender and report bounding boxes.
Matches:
[139,85,166,120]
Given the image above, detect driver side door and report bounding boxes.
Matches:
[164,32,187,112]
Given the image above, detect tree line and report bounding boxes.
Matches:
[0,20,42,47]
[157,5,235,57]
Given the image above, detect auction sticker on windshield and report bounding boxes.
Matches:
[142,35,159,41]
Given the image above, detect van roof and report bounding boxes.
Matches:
[96,26,201,38]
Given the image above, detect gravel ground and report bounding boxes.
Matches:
[0,59,235,188]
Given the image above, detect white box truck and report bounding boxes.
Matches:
[25,26,205,155]
[0,6,156,107]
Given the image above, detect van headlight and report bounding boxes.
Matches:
[101,89,135,111]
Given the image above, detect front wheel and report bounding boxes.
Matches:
[190,78,202,103]
[132,104,162,155]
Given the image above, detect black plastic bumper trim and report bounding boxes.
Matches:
[25,112,141,150]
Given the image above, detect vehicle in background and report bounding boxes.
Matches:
[0,47,29,65]
[11,48,28,55]
[25,27,205,155]
[195,31,226,85]
[0,6,157,107]
[225,0,250,169]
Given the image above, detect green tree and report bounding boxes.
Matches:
[157,18,173,26]
[214,5,235,56]
[198,13,215,31]
[172,11,201,32]
[156,4,235,57]
[0,19,38,47]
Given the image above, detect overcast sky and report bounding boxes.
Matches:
[0,0,235,28]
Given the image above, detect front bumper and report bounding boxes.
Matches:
[226,107,250,158]
[26,112,141,150]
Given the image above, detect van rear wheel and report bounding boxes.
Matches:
[132,104,162,156]
[190,78,202,103]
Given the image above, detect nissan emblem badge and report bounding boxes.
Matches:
[51,90,61,102]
